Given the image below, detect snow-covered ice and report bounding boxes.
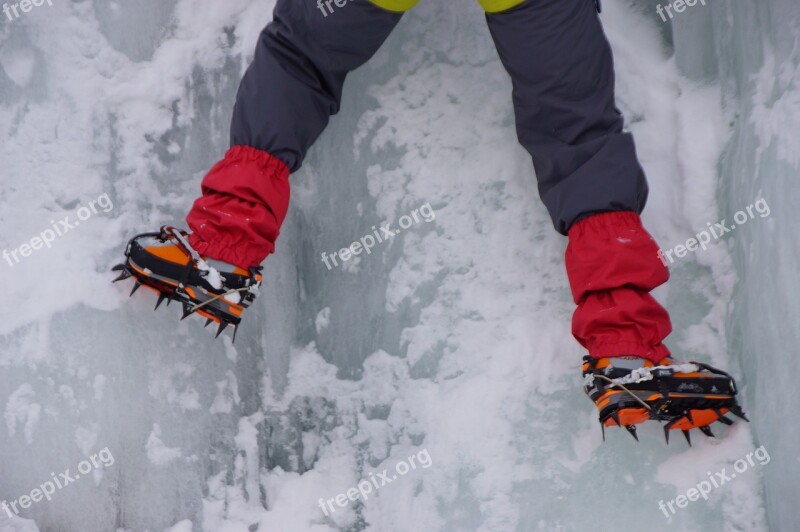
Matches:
[1,0,796,530]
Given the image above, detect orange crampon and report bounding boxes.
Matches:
[112,226,262,343]
[583,356,748,445]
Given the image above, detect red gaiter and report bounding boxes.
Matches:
[565,211,672,362]
[186,146,291,269]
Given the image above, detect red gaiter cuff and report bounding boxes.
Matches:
[186,146,291,269]
[565,211,672,362]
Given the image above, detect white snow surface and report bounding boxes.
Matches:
[1,0,795,531]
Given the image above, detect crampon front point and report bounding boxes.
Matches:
[111,226,262,343]
[583,356,749,445]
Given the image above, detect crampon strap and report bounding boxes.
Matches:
[582,362,701,387]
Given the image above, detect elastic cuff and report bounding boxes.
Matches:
[586,342,671,363]
[567,210,643,240]
[208,146,290,191]
[187,233,264,271]
[186,146,291,269]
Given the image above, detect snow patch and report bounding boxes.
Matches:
[145,424,183,466]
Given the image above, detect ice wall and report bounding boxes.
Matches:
[666,1,800,528]
[707,2,800,530]
[0,2,279,530]
[0,0,787,531]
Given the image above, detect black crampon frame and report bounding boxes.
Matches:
[112,226,262,343]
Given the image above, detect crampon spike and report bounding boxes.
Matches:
[116,229,257,340]
[663,425,670,445]
[154,293,168,310]
[682,430,692,447]
[129,281,142,297]
[624,424,639,442]
[231,325,238,344]
[716,414,734,426]
[112,271,131,283]
[610,411,621,427]
[713,409,734,425]
[665,416,683,430]
[699,425,715,438]
[112,265,132,283]
[730,405,750,422]
[215,321,229,339]
[600,421,606,442]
